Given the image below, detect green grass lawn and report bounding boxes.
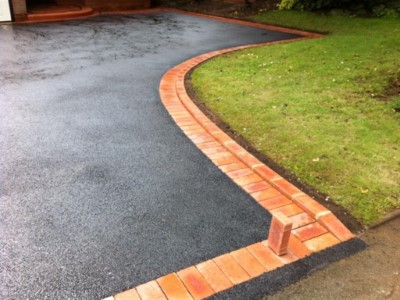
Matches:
[191,11,400,225]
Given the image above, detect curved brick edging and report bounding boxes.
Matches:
[104,11,355,300]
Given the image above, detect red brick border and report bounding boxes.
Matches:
[102,10,354,300]
[9,8,353,299]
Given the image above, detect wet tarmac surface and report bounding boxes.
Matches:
[0,13,298,299]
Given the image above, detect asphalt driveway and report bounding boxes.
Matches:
[0,12,299,299]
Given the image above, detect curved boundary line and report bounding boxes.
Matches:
[105,9,355,300]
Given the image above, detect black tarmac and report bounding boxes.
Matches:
[0,12,363,300]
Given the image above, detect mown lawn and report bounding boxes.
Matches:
[191,11,400,225]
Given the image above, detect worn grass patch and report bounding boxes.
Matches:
[191,11,400,225]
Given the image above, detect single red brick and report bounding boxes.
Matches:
[242,181,271,193]
[213,254,250,284]
[201,146,226,155]
[233,173,263,186]
[271,203,304,217]
[177,266,214,300]
[136,281,167,300]
[161,93,180,102]
[183,127,206,135]
[212,132,232,144]
[157,273,193,300]
[207,151,234,160]
[218,162,247,173]
[287,234,313,258]
[114,288,141,300]
[212,155,239,167]
[184,102,201,116]
[235,152,261,167]
[251,188,282,202]
[202,122,221,134]
[304,233,340,252]
[289,212,315,229]
[171,112,192,118]
[317,212,354,241]
[271,178,302,198]
[230,248,266,278]
[293,222,327,241]
[174,116,195,123]
[246,243,283,271]
[196,260,233,293]
[268,212,293,255]
[226,168,253,179]
[189,133,215,144]
[194,114,211,125]
[223,141,246,154]
[197,141,221,150]
[292,194,330,218]
[177,120,198,127]
[252,165,281,181]
[259,195,292,210]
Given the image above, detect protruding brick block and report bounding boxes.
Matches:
[268,212,293,256]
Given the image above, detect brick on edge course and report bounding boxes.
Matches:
[180,101,198,115]
[247,242,284,271]
[271,178,303,198]
[177,266,214,300]
[235,151,261,168]
[230,248,266,278]
[223,141,247,154]
[292,193,330,218]
[202,122,220,134]
[212,131,232,144]
[195,114,212,126]
[213,254,250,284]
[114,288,140,300]
[317,212,354,241]
[252,164,282,182]
[292,222,328,242]
[136,280,167,300]
[304,233,340,252]
[157,273,193,300]
[196,260,233,293]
